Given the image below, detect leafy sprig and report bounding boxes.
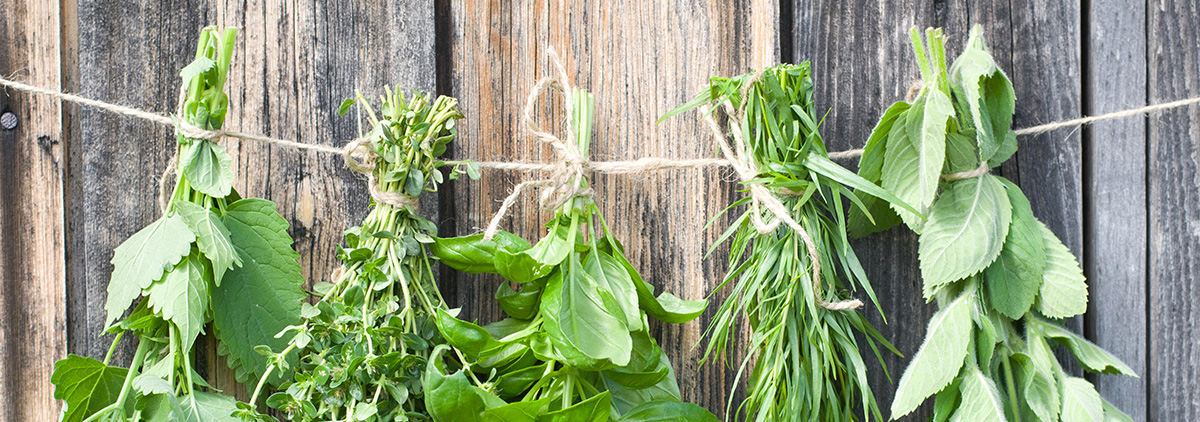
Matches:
[51,26,308,422]
[856,26,1137,421]
[239,88,470,421]
[425,86,718,421]
[662,62,912,422]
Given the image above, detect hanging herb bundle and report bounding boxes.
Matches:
[424,82,718,421]
[661,62,917,422]
[853,26,1137,421]
[50,26,308,421]
[240,89,473,421]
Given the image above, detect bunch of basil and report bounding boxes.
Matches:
[424,86,718,421]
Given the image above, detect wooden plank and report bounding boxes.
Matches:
[443,0,774,415]
[1084,0,1148,419]
[0,0,68,418]
[71,0,436,400]
[1148,0,1200,420]
[792,0,1082,418]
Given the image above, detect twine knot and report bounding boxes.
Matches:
[341,137,420,209]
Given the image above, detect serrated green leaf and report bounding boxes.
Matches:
[1060,377,1103,422]
[949,31,1000,161]
[181,141,235,198]
[174,200,240,286]
[1036,322,1136,376]
[1033,222,1088,318]
[883,90,952,232]
[106,214,195,325]
[179,57,216,82]
[1101,398,1134,422]
[891,290,975,418]
[1012,353,1060,422]
[919,175,1011,298]
[984,178,1046,319]
[212,198,305,385]
[945,131,980,173]
[949,365,1006,422]
[51,355,129,422]
[177,391,240,422]
[849,102,908,238]
[146,254,209,351]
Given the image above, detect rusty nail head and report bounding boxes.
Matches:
[0,112,17,130]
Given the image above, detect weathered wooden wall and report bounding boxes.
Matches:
[0,0,1195,420]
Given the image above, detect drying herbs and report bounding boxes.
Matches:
[852,26,1137,421]
[240,89,472,421]
[661,62,917,422]
[425,85,718,421]
[51,26,308,421]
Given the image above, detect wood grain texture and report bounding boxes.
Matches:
[441,1,773,416]
[1084,0,1148,419]
[1149,0,1200,420]
[0,0,68,418]
[70,0,435,400]
[792,0,1082,419]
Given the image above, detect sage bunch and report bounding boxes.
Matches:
[663,62,917,422]
[51,27,308,421]
[855,26,1137,421]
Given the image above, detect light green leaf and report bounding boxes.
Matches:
[51,355,129,422]
[884,90,952,231]
[146,254,209,351]
[1060,377,1103,422]
[179,57,216,82]
[106,214,195,325]
[1033,222,1088,318]
[919,175,1011,298]
[585,252,642,332]
[1101,398,1134,422]
[945,131,980,173]
[891,290,975,418]
[616,401,719,422]
[1012,353,1060,422]
[850,102,909,238]
[173,200,240,286]
[212,198,305,384]
[1036,321,1136,376]
[949,365,1006,422]
[555,259,632,366]
[984,178,1046,319]
[177,391,240,422]
[604,354,682,417]
[181,141,235,198]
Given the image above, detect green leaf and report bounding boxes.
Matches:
[177,391,241,422]
[1102,398,1134,422]
[948,365,1006,422]
[538,391,610,422]
[882,93,950,231]
[984,178,1046,319]
[1012,353,1060,422]
[919,175,1012,298]
[585,251,642,332]
[425,346,508,422]
[1060,377,1103,422]
[174,200,240,286]
[945,131,980,173]
[616,401,719,422]
[51,355,129,422]
[337,98,357,116]
[1036,321,1136,376]
[603,353,683,417]
[1034,222,1089,318]
[891,290,975,418]
[181,141,235,198]
[849,102,909,238]
[179,56,216,82]
[552,260,632,366]
[434,308,504,358]
[106,214,195,325]
[949,28,1002,160]
[146,254,209,351]
[212,198,305,385]
[431,232,530,274]
[603,241,705,324]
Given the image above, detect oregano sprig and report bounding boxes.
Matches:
[663,62,915,422]
[238,88,473,422]
[853,26,1137,421]
[51,26,308,422]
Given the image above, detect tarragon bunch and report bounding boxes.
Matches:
[852,26,1137,421]
[241,89,472,421]
[663,63,916,422]
[50,26,307,422]
[425,86,718,421]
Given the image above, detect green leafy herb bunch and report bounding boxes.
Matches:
[425,81,718,421]
[51,26,309,421]
[853,26,1138,421]
[663,62,919,422]
[241,88,472,421]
